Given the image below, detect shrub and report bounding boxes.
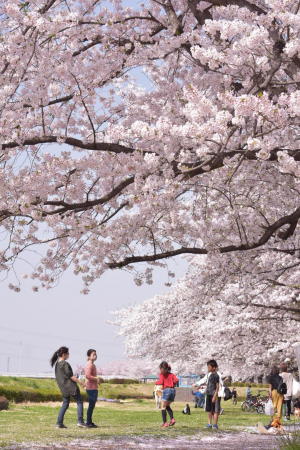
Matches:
[256,383,263,388]
[0,396,9,410]
[82,377,139,384]
[232,382,245,387]
[108,378,126,384]
[106,378,139,385]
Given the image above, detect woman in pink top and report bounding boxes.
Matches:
[85,349,101,428]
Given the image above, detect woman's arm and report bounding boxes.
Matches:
[269,383,272,398]
[71,375,85,388]
[63,363,85,388]
[192,374,208,387]
[155,373,164,385]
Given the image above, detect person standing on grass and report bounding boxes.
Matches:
[196,360,220,430]
[155,361,178,428]
[232,387,237,406]
[269,365,283,420]
[192,362,227,420]
[279,362,293,421]
[216,365,229,415]
[85,349,101,428]
[246,385,251,398]
[50,346,88,429]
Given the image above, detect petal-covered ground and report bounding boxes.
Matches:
[5,434,280,450]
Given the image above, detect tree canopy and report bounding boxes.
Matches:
[1,0,300,372]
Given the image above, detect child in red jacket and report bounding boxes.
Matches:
[155,361,178,428]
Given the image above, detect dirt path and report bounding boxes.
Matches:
[6,434,281,450]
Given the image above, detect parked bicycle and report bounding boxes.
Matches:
[241,393,269,414]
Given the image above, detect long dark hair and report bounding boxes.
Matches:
[159,361,171,373]
[87,349,96,360]
[50,346,69,368]
[271,365,279,375]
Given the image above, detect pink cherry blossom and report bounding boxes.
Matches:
[1,0,300,371]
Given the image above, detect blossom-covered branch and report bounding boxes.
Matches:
[2,0,300,296]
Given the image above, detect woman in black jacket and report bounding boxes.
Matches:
[50,346,87,429]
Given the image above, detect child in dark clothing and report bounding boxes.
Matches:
[232,387,237,406]
[205,359,220,430]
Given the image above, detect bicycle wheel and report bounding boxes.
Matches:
[242,402,252,412]
[241,401,248,412]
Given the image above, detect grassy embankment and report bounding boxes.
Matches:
[0,376,154,402]
[0,376,268,402]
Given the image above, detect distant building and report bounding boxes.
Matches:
[179,375,199,387]
[140,375,159,384]
[140,373,200,387]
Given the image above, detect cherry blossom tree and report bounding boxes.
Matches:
[3,0,300,372]
[76,359,158,378]
[100,359,159,378]
[112,254,300,378]
[1,0,300,297]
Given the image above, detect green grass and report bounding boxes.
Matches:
[0,399,279,447]
[0,379,280,447]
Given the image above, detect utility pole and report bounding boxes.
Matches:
[7,357,10,374]
[19,341,22,375]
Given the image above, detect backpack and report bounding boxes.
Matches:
[182,404,191,415]
[223,386,233,401]
[277,379,287,395]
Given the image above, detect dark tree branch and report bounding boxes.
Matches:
[108,206,300,268]
[187,0,212,25]
[23,94,75,108]
[251,302,300,315]
[206,0,266,15]
[42,176,135,213]
[2,136,138,154]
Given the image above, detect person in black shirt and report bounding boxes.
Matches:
[204,360,220,430]
[268,366,283,419]
[50,346,87,429]
[232,387,237,406]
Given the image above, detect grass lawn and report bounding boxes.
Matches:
[0,398,283,448]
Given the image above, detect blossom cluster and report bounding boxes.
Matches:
[1,0,300,370]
